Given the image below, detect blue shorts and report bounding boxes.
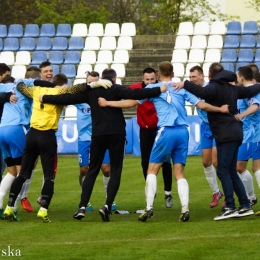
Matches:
[237,142,253,161]
[0,125,26,159]
[78,140,91,166]
[150,126,188,165]
[252,142,260,160]
[102,150,110,164]
[200,121,216,150]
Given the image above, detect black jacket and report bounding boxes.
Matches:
[183,70,260,144]
[42,81,162,137]
[0,92,12,122]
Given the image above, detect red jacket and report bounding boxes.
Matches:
[129,82,158,130]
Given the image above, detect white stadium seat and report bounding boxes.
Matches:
[0,51,14,65]
[71,23,88,37]
[177,22,193,35]
[188,49,204,63]
[193,21,210,35]
[14,51,31,65]
[11,65,27,79]
[171,49,188,63]
[113,50,129,63]
[64,105,77,120]
[96,50,113,64]
[111,63,125,77]
[76,64,93,79]
[100,36,117,50]
[190,35,207,49]
[207,35,223,49]
[210,21,226,35]
[84,36,100,50]
[117,36,133,50]
[120,23,136,36]
[80,50,96,64]
[94,63,109,76]
[104,23,120,36]
[87,23,103,36]
[174,36,190,49]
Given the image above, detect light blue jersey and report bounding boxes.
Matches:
[237,99,254,143]
[247,94,260,143]
[75,103,92,142]
[142,82,200,128]
[0,79,35,128]
[195,82,208,123]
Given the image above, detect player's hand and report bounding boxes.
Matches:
[98,97,108,107]
[9,94,18,104]
[160,84,167,93]
[220,104,229,114]
[39,95,44,102]
[90,79,113,89]
[172,82,184,91]
[234,113,241,121]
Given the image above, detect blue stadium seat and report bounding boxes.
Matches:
[3,38,19,51]
[61,64,76,78]
[221,62,234,72]
[237,49,254,63]
[48,51,64,64]
[243,21,258,35]
[0,39,2,51]
[226,21,242,35]
[256,36,260,48]
[23,24,39,37]
[19,37,35,51]
[30,51,48,65]
[56,24,71,37]
[52,64,60,76]
[63,51,80,64]
[67,37,84,50]
[0,25,7,38]
[239,35,256,48]
[7,24,23,38]
[67,79,72,86]
[35,37,52,51]
[221,49,237,63]
[235,62,248,72]
[39,24,55,37]
[254,49,260,62]
[52,37,68,50]
[223,35,239,48]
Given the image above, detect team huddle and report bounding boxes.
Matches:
[0,60,260,223]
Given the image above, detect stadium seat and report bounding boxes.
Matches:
[111,63,125,77]
[177,22,193,35]
[64,105,77,120]
[7,24,23,38]
[88,23,104,36]
[112,50,129,63]
[67,37,84,51]
[185,63,200,76]
[0,51,15,65]
[116,36,133,50]
[23,24,39,38]
[39,24,55,37]
[188,49,204,63]
[185,106,192,116]
[74,78,86,84]
[52,37,67,51]
[11,65,26,79]
[174,36,190,49]
[19,37,35,51]
[67,79,72,86]
[0,25,7,38]
[80,50,96,64]
[239,35,256,48]
[94,63,109,75]
[235,62,248,72]
[221,49,237,63]
[243,21,258,35]
[84,36,100,50]
[76,64,93,78]
[172,63,185,77]
[204,49,221,62]
[48,51,64,64]
[3,38,19,51]
[116,78,122,85]
[190,35,207,49]
[171,49,188,63]
[56,24,71,37]
[96,50,113,64]
[254,49,260,62]
[100,36,117,50]
[210,21,226,35]
[30,51,48,65]
[0,39,2,51]
[202,63,212,75]
[63,51,80,64]
[104,23,120,36]
[120,23,136,36]
[71,23,88,37]
[14,51,31,65]
[35,37,52,51]
[256,36,260,48]
[223,35,240,49]
[172,77,181,82]
[61,64,76,78]
[52,64,60,76]
[193,22,210,35]
[221,62,234,72]
[237,49,254,63]
[226,21,242,35]
[207,35,223,49]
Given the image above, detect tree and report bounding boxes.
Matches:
[246,0,260,12]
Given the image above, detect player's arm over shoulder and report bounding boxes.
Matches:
[16,82,34,98]
[57,83,89,94]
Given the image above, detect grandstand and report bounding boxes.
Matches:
[1,21,260,117]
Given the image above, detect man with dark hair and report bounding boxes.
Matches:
[247,63,259,74]
[1,76,15,84]
[39,61,53,82]
[25,66,42,79]
[0,63,11,82]
[39,68,167,222]
[174,62,260,220]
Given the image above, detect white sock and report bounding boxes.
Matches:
[20,170,34,200]
[204,165,219,194]
[0,173,16,209]
[165,191,171,196]
[254,170,260,189]
[103,176,110,196]
[177,178,189,213]
[145,174,157,210]
[238,170,255,199]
